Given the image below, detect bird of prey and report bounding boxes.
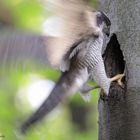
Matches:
[43,0,101,69]
[20,10,124,134]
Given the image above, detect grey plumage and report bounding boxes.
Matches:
[20,11,111,134]
[43,0,100,68]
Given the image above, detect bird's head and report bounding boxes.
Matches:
[95,11,111,36]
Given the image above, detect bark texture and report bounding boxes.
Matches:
[98,0,140,140]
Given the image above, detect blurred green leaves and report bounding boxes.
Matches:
[0,0,98,31]
[0,0,99,139]
[0,63,98,140]
[1,0,46,31]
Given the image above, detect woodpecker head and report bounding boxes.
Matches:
[96,11,111,36]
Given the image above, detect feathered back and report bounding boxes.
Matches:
[43,0,99,69]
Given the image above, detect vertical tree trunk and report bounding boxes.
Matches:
[98,0,140,140]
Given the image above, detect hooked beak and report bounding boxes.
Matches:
[99,11,111,36]
[103,26,110,36]
[99,11,111,26]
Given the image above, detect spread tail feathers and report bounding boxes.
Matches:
[20,72,73,134]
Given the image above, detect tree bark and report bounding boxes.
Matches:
[98,0,140,140]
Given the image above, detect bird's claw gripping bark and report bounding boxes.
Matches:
[117,74,125,86]
[110,73,125,87]
[100,73,125,101]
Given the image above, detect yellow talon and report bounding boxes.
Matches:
[110,73,125,86]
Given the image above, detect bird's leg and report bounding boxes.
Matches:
[110,73,125,86]
[81,84,100,93]
[80,84,100,102]
[100,73,125,100]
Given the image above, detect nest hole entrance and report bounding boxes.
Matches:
[101,34,126,101]
[103,34,125,76]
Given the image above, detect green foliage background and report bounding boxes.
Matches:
[0,0,99,140]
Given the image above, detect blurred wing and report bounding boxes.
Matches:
[42,0,99,69]
[43,16,63,37]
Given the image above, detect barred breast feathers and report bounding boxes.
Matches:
[43,0,100,68]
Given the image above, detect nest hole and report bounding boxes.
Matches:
[101,34,126,102]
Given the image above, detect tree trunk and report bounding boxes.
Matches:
[98,0,140,140]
